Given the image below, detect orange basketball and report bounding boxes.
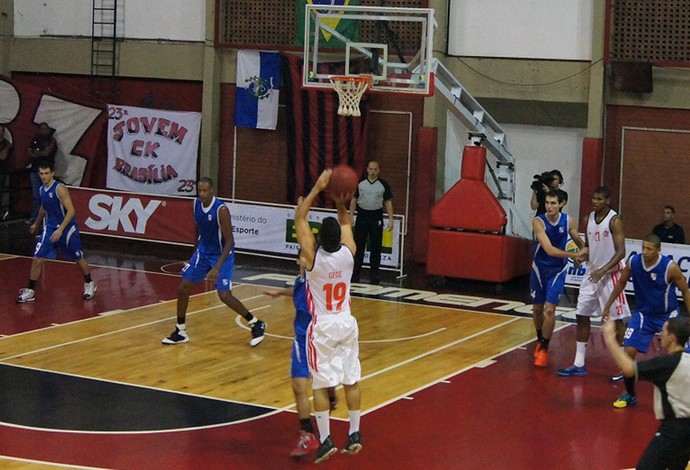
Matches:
[327,164,359,199]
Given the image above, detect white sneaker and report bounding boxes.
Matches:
[83,281,97,300]
[17,288,35,303]
[162,327,190,345]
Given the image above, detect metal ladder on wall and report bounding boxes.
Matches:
[91,0,118,99]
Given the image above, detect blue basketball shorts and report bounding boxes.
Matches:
[530,263,567,305]
[33,225,84,261]
[181,249,234,291]
[623,309,679,353]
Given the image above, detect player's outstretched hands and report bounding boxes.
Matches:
[315,169,332,192]
[263,287,290,298]
[333,192,353,206]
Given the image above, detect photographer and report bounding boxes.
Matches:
[530,169,568,216]
[27,122,57,224]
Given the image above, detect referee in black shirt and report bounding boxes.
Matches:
[349,161,394,285]
[603,317,690,469]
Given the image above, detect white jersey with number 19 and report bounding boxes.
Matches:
[306,245,354,317]
[305,244,360,389]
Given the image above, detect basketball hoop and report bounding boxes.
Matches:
[330,75,371,117]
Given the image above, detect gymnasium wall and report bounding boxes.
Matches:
[448,0,593,61]
[604,105,690,240]
[5,0,690,261]
[220,83,425,254]
[13,0,205,41]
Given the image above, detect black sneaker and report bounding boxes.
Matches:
[341,431,362,455]
[314,436,337,463]
[610,373,624,382]
[162,327,189,345]
[249,320,266,347]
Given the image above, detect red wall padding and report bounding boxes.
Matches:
[412,127,437,262]
[579,137,603,230]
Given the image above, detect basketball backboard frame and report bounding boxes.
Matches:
[302,5,436,96]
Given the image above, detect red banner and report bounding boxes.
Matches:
[70,187,195,245]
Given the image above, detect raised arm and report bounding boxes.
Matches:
[295,169,331,269]
[349,194,357,216]
[336,196,356,255]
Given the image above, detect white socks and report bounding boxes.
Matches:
[348,410,361,435]
[315,411,330,442]
[574,341,587,367]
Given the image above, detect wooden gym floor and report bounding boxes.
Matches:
[0,220,677,469]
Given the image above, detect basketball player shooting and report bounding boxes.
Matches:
[294,169,363,463]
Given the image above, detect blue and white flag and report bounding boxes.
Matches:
[235,50,280,130]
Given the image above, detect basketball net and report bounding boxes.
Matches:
[330,75,371,117]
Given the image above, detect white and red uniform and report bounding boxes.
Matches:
[306,244,361,389]
[575,209,631,320]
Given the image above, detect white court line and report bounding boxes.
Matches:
[281,317,525,419]
[0,297,262,361]
[233,312,447,343]
[0,288,259,339]
[0,409,285,436]
[360,317,520,382]
[474,359,497,368]
[4,253,183,278]
[361,327,446,343]
[160,261,185,274]
[98,309,126,316]
[1,282,570,427]
[362,321,571,416]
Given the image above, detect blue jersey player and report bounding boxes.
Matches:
[530,190,586,367]
[263,247,337,457]
[603,233,690,408]
[162,177,266,346]
[17,163,96,303]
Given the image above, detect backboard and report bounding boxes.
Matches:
[302,5,436,96]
